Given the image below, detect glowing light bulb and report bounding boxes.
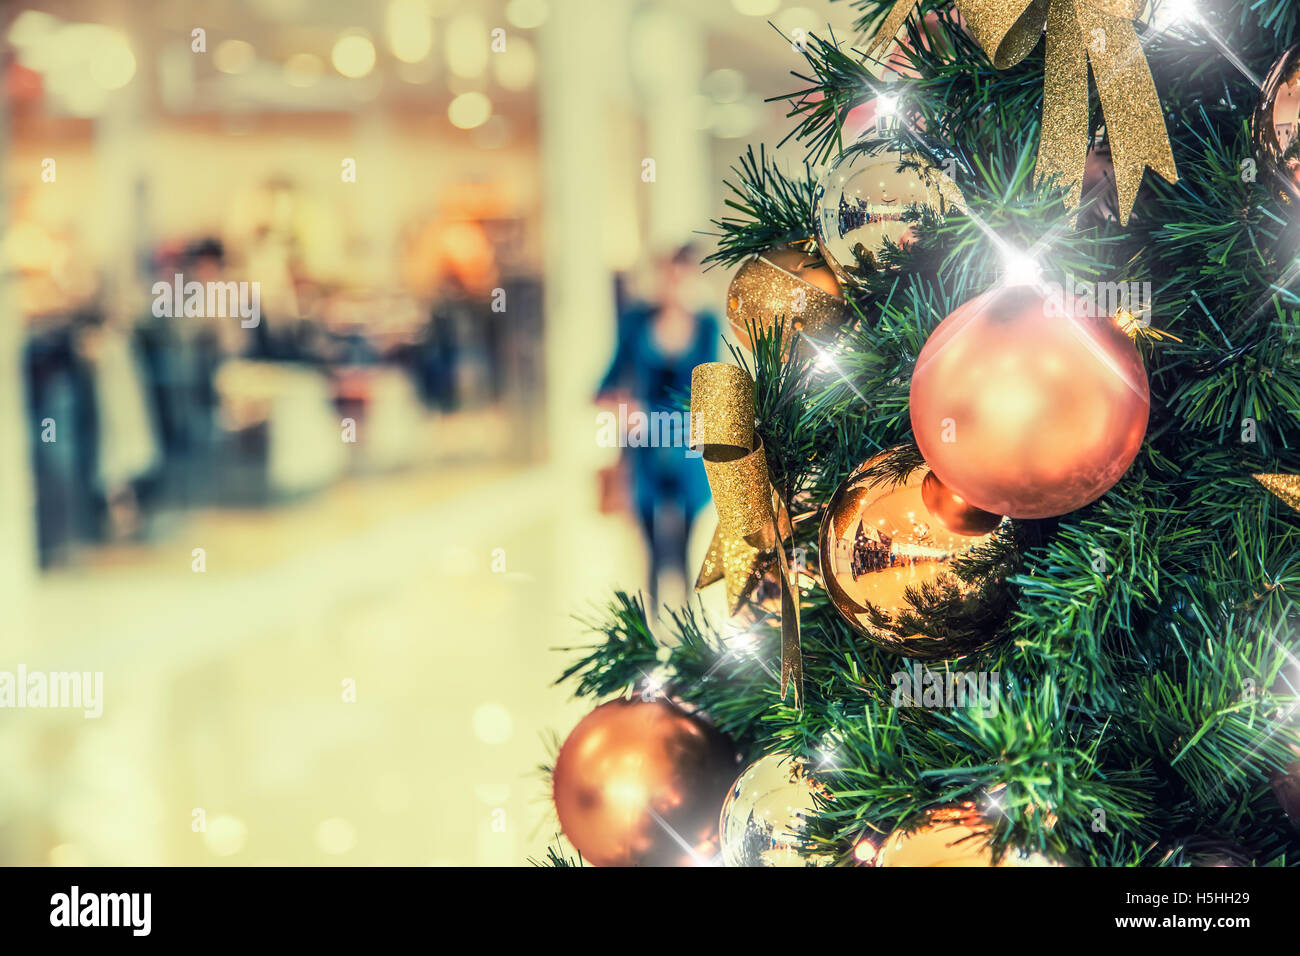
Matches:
[853,838,878,864]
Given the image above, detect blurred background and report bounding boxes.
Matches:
[0,0,852,865]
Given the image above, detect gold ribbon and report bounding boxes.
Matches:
[690,363,803,706]
[1254,473,1300,514]
[866,0,1177,225]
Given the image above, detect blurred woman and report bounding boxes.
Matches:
[596,246,718,610]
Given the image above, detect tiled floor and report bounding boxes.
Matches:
[1,460,647,865]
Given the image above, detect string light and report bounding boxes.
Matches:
[1154,0,1203,30]
[1002,249,1042,287]
[853,837,879,864]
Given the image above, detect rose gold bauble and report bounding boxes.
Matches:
[725,247,848,350]
[920,471,1002,536]
[1079,144,1123,227]
[875,804,1062,867]
[552,698,738,867]
[909,284,1149,519]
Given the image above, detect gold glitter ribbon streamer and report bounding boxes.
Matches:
[865,0,1177,225]
[1254,473,1300,514]
[690,363,803,706]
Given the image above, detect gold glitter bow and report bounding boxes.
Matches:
[690,363,803,706]
[866,0,1178,225]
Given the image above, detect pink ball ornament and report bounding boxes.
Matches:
[908,283,1150,519]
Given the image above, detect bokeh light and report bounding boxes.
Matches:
[331,31,377,78]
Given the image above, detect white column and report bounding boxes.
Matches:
[633,3,711,254]
[0,89,37,638]
[537,0,619,468]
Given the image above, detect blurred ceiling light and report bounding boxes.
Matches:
[387,0,433,63]
[448,90,491,129]
[473,702,514,744]
[214,39,256,75]
[39,22,111,74]
[7,10,60,48]
[702,67,744,103]
[505,0,549,29]
[732,0,781,15]
[283,52,324,88]
[29,23,114,116]
[89,31,136,89]
[492,36,535,90]
[332,31,377,78]
[445,14,488,78]
[202,816,247,857]
[775,6,818,35]
[315,818,357,856]
[712,100,759,138]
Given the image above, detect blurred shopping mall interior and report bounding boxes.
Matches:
[0,0,844,864]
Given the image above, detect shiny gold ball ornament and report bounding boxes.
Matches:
[718,753,833,867]
[909,284,1150,519]
[818,451,1007,659]
[1254,43,1300,200]
[552,698,738,867]
[876,804,1062,867]
[725,247,848,349]
[813,136,965,285]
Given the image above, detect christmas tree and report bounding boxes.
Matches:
[542,0,1300,867]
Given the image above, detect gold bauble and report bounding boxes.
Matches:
[718,754,833,867]
[818,451,1006,659]
[1254,43,1300,201]
[813,136,965,285]
[876,804,1061,867]
[725,247,848,349]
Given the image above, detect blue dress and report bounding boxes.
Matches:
[597,303,719,538]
